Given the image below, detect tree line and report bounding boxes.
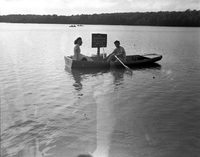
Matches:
[0,9,199,27]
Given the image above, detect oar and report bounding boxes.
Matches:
[114,55,132,75]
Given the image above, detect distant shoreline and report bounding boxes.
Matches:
[0,10,199,27]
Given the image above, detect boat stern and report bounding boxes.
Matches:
[64,56,73,69]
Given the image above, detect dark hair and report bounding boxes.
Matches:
[114,40,120,44]
[74,37,82,45]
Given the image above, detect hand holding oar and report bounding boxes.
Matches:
[114,55,132,75]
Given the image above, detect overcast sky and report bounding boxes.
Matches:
[0,0,199,15]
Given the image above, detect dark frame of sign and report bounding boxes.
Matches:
[92,33,107,56]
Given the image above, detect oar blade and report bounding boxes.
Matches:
[125,66,133,75]
[114,55,133,75]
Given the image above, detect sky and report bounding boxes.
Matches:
[0,0,199,16]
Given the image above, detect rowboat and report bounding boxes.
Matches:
[64,53,162,69]
[110,54,162,68]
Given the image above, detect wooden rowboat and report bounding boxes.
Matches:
[64,54,162,69]
[110,54,162,68]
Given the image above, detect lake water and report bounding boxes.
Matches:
[0,23,200,157]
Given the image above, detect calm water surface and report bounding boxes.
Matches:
[0,24,200,157]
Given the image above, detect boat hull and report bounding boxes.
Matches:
[64,54,162,69]
[64,56,109,69]
[110,54,162,68]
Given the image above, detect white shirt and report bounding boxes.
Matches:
[113,46,126,58]
[73,44,81,60]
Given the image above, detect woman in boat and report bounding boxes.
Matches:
[73,37,93,61]
[106,40,126,62]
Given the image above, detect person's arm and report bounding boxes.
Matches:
[111,49,117,56]
[122,47,126,58]
[105,49,115,59]
[105,49,116,62]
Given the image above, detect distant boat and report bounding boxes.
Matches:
[69,25,76,27]
[77,24,83,27]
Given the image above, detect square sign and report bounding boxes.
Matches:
[92,34,107,48]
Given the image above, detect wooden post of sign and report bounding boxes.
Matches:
[97,47,100,56]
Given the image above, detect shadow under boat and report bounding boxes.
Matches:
[65,66,109,76]
[65,62,162,77]
[126,62,162,70]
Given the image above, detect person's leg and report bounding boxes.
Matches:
[81,57,87,61]
[80,54,93,61]
[85,56,93,61]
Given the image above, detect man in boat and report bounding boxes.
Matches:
[106,40,126,62]
[73,37,93,61]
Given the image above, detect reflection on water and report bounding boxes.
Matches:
[65,66,109,96]
[66,63,162,92]
[111,69,125,87]
[72,71,83,92]
[1,61,162,157]
[1,24,200,157]
[63,64,163,157]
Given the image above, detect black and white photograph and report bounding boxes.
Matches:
[0,0,200,157]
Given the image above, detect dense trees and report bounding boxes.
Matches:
[0,10,199,27]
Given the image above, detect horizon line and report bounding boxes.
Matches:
[0,9,199,16]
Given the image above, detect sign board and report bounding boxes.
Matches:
[92,34,107,48]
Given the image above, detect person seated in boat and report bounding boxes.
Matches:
[73,37,93,61]
[106,40,126,62]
